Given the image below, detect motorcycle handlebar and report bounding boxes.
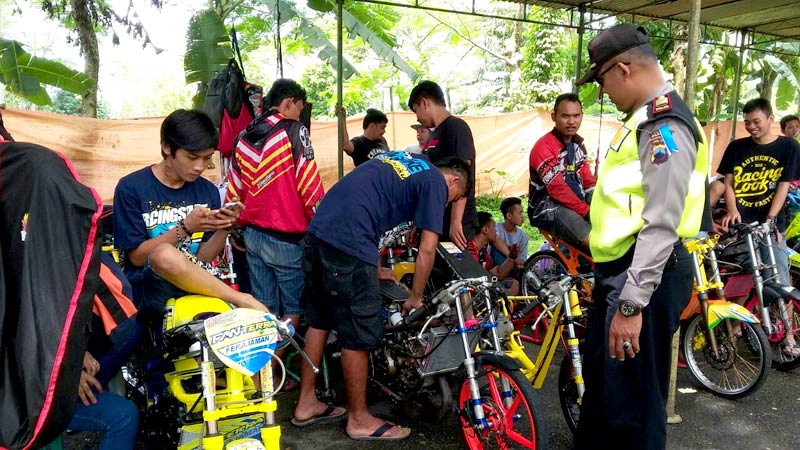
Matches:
[404,303,432,324]
[403,277,493,324]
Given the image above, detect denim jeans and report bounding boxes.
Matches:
[244,227,304,316]
[68,391,138,450]
[761,232,791,286]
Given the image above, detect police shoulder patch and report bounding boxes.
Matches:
[652,94,672,114]
[649,124,679,165]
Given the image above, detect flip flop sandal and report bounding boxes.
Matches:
[348,422,412,441]
[290,405,347,428]
[781,343,800,358]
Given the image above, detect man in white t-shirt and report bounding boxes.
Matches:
[404,123,432,154]
[490,197,529,268]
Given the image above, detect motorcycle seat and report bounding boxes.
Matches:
[380,280,409,302]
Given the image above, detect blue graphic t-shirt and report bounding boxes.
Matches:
[113,166,221,284]
[308,151,448,265]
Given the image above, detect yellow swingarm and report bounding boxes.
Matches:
[503,300,563,389]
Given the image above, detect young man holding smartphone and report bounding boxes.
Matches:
[114,109,266,325]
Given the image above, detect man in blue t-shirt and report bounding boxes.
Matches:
[292,152,468,441]
[113,109,266,324]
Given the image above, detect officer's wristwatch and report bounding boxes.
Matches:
[618,300,642,317]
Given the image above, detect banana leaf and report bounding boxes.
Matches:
[184,9,234,85]
[0,39,94,106]
[260,0,357,79]
[763,53,800,111]
[303,0,417,81]
[343,10,418,82]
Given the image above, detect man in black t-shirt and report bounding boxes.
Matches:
[407,80,477,249]
[718,98,800,357]
[718,99,800,230]
[341,108,390,166]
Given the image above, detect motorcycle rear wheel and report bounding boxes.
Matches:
[519,251,568,344]
[682,315,770,399]
[458,364,548,449]
[768,298,800,371]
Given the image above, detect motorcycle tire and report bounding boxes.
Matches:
[747,297,800,371]
[682,315,771,399]
[518,251,568,345]
[521,250,569,296]
[458,363,548,449]
[557,354,581,435]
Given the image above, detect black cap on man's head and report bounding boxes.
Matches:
[576,24,650,86]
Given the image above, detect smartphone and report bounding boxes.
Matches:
[223,201,240,210]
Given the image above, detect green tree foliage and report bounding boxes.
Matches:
[300,62,389,118]
[519,8,572,108]
[184,8,234,108]
[41,89,109,118]
[300,63,336,117]
[36,0,164,117]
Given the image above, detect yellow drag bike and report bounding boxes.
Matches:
[124,300,314,450]
[490,272,589,435]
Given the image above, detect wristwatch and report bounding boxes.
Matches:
[618,300,642,317]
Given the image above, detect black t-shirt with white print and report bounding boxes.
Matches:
[349,135,389,166]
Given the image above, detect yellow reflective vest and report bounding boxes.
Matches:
[589,93,709,262]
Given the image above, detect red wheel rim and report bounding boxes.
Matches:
[459,365,538,449]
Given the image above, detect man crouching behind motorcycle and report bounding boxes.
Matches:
[293,152,469,441]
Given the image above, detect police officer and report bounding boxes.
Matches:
[573,24,709,450]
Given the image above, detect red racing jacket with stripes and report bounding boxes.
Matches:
[226,110,324,234]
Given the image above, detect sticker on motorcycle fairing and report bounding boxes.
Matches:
[204,308,279,376]
[178,415,265,450]
[706,301,760,329]
[440,242,462,256]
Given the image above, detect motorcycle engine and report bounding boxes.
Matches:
[369,329,427,397]
[139,394,183,448]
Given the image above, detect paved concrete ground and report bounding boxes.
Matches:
[66,347,800,450]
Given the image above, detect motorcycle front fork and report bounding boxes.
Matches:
[747,231,793,335]
[457,290,514,430]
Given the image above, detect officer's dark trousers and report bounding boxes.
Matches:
[574,244,693,450]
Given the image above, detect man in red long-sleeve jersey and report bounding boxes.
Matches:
[226,79,324,336]
[528,93,595,249]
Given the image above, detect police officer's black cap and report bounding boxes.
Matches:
[576,24,650,86]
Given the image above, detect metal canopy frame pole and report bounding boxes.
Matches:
[730,29,747,142]
[573,5,586,93]
[337,0,344,179]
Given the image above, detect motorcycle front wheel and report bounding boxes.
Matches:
[557,354,581,435]
[458,363,548,449]
[682,315,771,399]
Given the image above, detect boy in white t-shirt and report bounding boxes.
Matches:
[490,197,529,267]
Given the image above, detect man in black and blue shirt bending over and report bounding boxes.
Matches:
[292,151,468,442]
